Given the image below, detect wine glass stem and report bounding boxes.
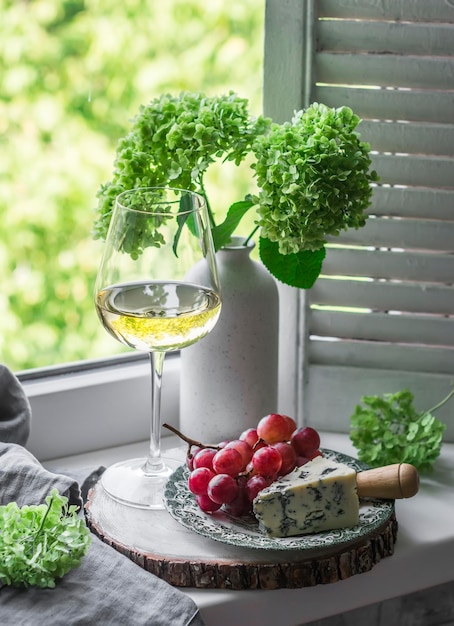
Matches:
[145,350,166,475]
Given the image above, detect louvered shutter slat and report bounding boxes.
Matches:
[317,53,454,90]
[322,248,454,283]
[311,310,454,347]
[311,280,454,316]
[309,341,453,375]
[327,218,454,251]
[358,121,454,157]
[318,0,454,22]
[369,187,454,220]
[314,84,454,124]
[314,86,454,124]
[319,20,454,55]
[371,154,453,188]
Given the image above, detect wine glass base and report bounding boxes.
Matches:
[100,457,180,510]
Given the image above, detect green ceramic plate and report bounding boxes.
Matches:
[163,449,394,551]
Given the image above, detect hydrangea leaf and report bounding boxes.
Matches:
[259,237,326,288]
[173,193,195,256]
[211,198,254,251]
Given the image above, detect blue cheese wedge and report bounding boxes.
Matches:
[252,456,359,537]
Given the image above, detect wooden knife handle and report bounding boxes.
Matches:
[356,463,419,499]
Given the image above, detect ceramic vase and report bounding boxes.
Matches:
[179,236,279,442]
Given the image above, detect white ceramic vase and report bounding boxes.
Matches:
[179,236,279,443]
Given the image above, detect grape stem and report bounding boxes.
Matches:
[162,423,221,457]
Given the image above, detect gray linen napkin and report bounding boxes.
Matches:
[0,364,31,446]
[0,365,205,626]
[0,442,82,508]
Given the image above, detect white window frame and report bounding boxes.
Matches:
[21,354,181,461]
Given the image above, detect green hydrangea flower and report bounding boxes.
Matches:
[350,388,452,472]
[93,95,378,288]
[0,489,91,588]
[93,92,270,242]
[252,103,378,255]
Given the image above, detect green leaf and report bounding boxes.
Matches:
[211,198,254,251]
[173,193,194,257]
[259,237,326,288]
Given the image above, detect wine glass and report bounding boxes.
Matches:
[94,187,221,509]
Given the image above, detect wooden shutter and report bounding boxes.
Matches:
[264,0,454,438]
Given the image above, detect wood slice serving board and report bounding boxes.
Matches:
[85,453,398,590]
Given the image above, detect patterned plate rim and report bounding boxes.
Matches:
[163,449,394,551]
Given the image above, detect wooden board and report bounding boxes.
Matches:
[85,480,398,590]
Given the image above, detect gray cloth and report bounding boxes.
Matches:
[0,443,82,508]
[0,364,205,626]
[0,364,31,445]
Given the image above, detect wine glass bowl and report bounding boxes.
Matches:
[94,187,221,509]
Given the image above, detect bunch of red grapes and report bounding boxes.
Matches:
[186,413,322,516]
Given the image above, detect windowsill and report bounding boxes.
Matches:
[46,432,454,626]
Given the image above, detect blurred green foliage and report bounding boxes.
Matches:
[0,0,264,371]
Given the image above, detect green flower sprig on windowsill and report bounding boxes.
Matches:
[93,92,378,289]
[350,387,453,472]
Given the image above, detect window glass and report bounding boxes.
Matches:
[1,0,264,372]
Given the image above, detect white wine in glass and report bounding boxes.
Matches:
[94,187,221,509]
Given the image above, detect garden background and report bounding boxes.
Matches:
[0,0,264,371]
